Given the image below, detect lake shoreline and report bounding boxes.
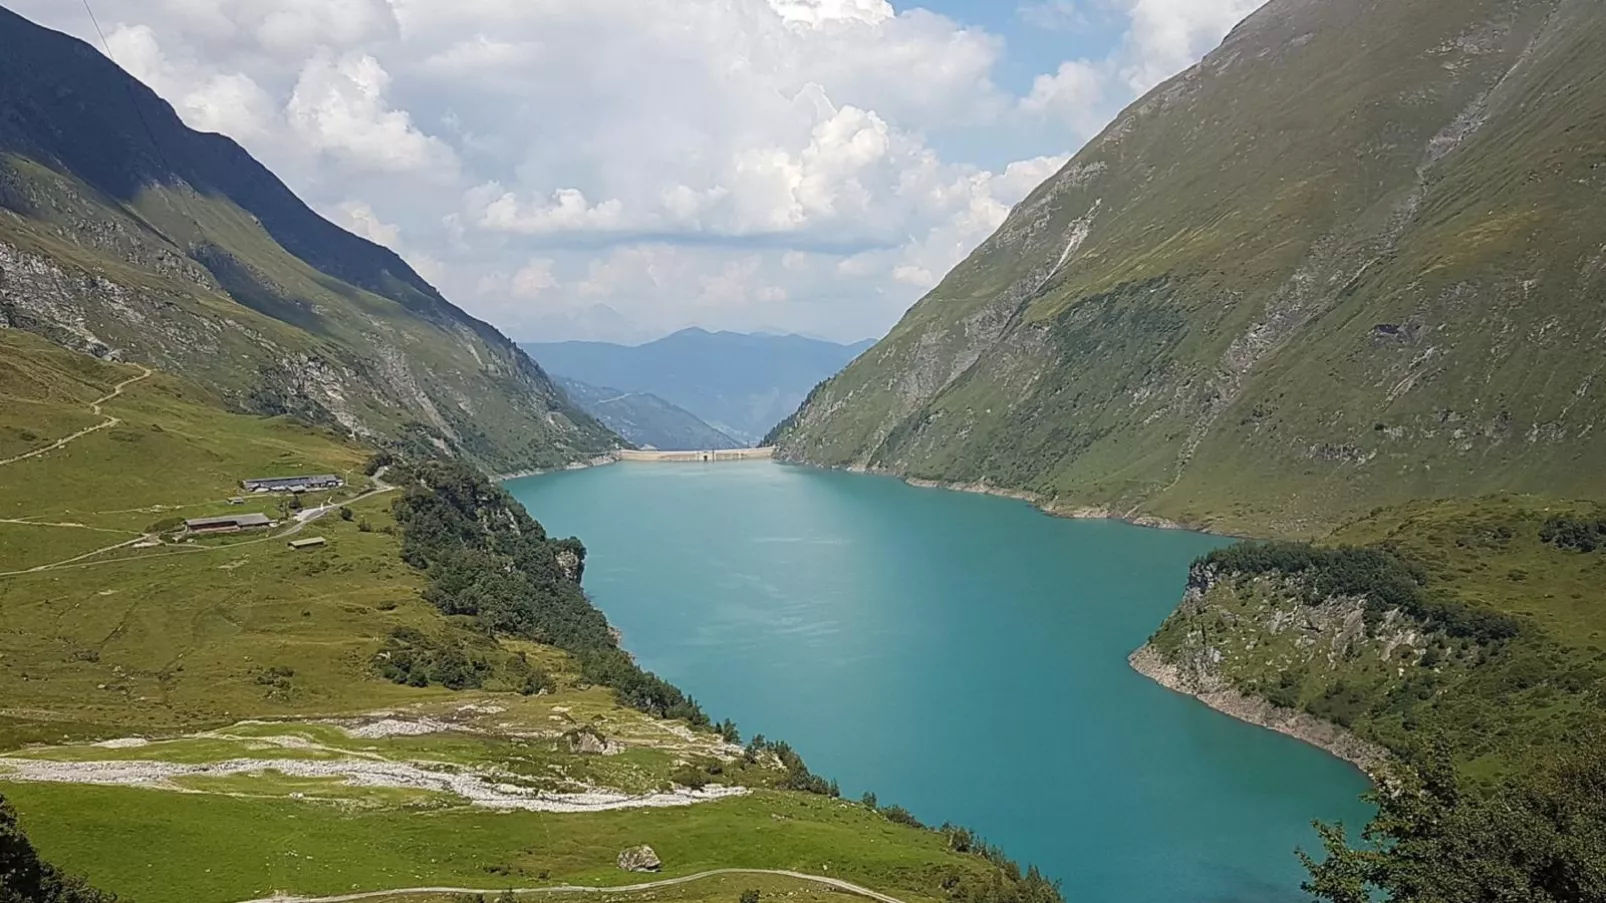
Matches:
[497,454,619,482]
[807,462,1246,538]
[507,458,1376,899]
[787,459,1382,781]
[1127,645,1389,780]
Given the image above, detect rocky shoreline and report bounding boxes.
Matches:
[497,454,620,482]
[1127,645,1390,778]
[827,464,1218,535]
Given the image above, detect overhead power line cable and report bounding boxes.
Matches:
[80,0,179,182]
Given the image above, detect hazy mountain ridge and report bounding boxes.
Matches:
[773,0,1606,537]
[0,6,619,472]
[525,328,874,445]
[555,376,743,451]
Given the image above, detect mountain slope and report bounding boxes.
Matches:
[556,376,742,451]
[0,6,619,473]
[525,329,874,445]
[774,0,1606,537]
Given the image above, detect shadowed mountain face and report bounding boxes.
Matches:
[773,0,1606,537]
[0,6,619,472]
[525,329,875,445]
[554,376,742,451]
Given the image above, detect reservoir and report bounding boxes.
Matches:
[507,462,1373,903]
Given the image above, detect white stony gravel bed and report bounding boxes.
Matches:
[0,756,748,813]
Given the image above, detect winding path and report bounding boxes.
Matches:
[0,365,153,468]
[235,869,910,903]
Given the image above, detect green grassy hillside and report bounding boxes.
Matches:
[0,333,1054,903]
[1134,496,1606,900]
[774,0,1606,537]
[0,7,619,474]
[1143,497,1606,782]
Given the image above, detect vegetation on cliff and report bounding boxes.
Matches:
[1156,499,1606,775]
[391,459,710,725]
[1145,497,1606,900]
[1303,742,1606,903]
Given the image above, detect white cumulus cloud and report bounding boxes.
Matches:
[287,53,457,174]
[9,0,1257,342]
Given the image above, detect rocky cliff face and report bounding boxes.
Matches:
[1131,563,1404,773]
[775,0,1606,536]
[0,7,619,472]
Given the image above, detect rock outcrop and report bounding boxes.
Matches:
[1129,645,1390,776]
[617,845,662,872]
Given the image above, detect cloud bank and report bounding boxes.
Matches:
[14,0,1258,342]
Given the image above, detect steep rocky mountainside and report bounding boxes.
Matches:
[0,6,618,472]
[526,329,874,445]
[774,0,1606,536]
[556,376,743,451]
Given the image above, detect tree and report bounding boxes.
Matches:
[740,889,760,903]
[861,791,877,810]
[1302,741,1606,903]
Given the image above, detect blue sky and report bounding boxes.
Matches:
[12,0,1258,344]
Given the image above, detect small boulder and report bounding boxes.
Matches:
[617,845,662,873]
[565,726,618,756]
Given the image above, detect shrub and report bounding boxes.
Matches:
[881,805,924,829]
[1540,515,1606,552]
[1202,542,1519,645]
[672,764,710,790]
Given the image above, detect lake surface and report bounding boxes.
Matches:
[507,462,1373,903]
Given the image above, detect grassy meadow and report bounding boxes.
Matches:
[0,331,1022,903]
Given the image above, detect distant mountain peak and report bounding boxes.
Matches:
[523,331,871,444]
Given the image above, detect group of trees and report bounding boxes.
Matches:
[1540,514,1606,553]
[391,459,1063,903]
[1,795,114,903]
[1202,542,1519,645]
[389,460,708,723]
[744,734,839,796]
[1302,741,1606,902]
[373,627,498,691]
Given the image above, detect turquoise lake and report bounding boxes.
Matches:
[506,462,1373,903]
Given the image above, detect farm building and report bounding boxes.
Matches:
[242,474,344,493]
[185,513,272,534]
[288,537,327,550]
